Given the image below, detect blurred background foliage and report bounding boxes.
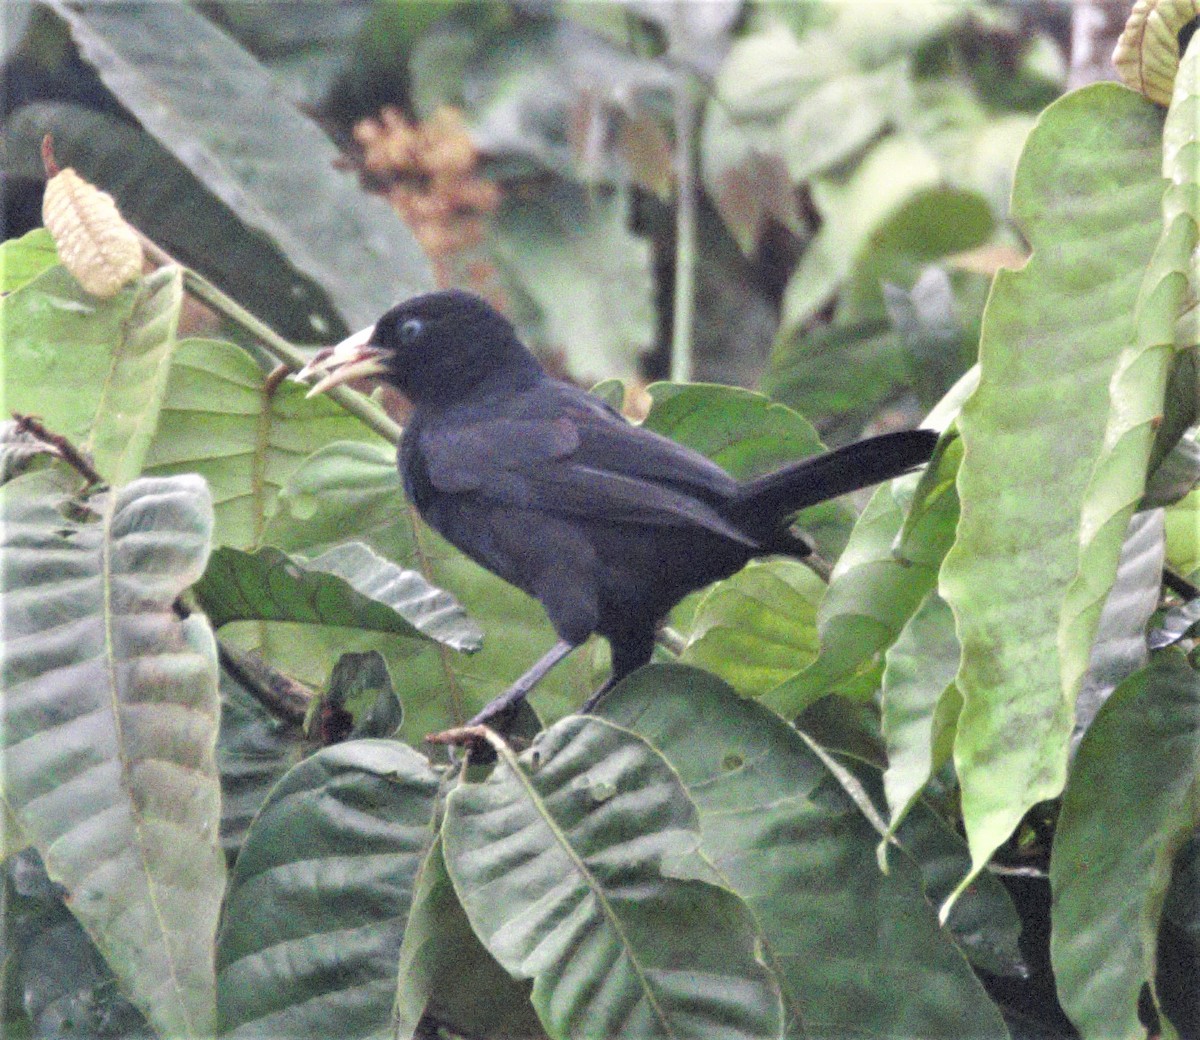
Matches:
[2,0,1068,442]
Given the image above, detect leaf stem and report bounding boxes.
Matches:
[11,412,103,486]
[136,233,403,445]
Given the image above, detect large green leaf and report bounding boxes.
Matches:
[1050,652,1200,1040]
[597,666,1009,1039]
[195,542,482,652]
[216,740,440,1039]
[442,716,784,1040]
[1059,42,1200,718]
[680,558,824,697]
[1,474,224,1039]
[142,337,383,549]
[938,84,1166,896]
[261,440,598,740]
[45,0,431,333]
[391,835,545,1040]
[2,264,183,485]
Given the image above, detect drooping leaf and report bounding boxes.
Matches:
[391,835,544,1040]
[1059,43,1200,729]
[142,337,383,549]
[1050,651,1200,1040]
[597,665,1009,1040]
[681,558,824,697]
[1,474,224,1039]
[45,0,432,333]
[880,590,962,831]
[765,435,960,717]
[327,650,402,740]
[938,85,1166,898]
[195,542,482,652]
[442,715,784,1040]
[216,740,441,1039]
[216,666,306,858]
[2,263,183,486]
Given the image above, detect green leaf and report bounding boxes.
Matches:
[597,666,1009,1040]
[641,381,853,555]
[216,740,441,1039]
[1050,652,1200,1040]
[681,559,824,697]
[2,474,224,1039]
[45,0,431,332]
[329,651,402,740]
[442,716,784,1040]
[262,440,598,739]
[216,667,306,858]
[0,228,57,293]
[195,542,482,652]
[142,337,383,549]
[938,84,1167,897]
[1059,46,1200,723]
[2,101,346,343]
[1,264,183,485]
[1166,484,1200,578]
[880,591,961,831]
[765,435,960,717]
[392,835,544,1040]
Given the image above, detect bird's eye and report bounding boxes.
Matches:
[399,318,423,345]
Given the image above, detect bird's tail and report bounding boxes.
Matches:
[728,428,939,541]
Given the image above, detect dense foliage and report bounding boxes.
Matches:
[2,2,1198,1039]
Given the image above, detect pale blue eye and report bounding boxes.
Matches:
[400,318,423,345]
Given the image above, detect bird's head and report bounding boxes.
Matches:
[297,289,543,406]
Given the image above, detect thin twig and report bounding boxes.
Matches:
[136,232,403,445]
[1163,567,1200,601]
[217,641,311,726]
[11,413,104,486]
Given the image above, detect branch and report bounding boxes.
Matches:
[217,640,312,726]
[11,412,104,486]
[136,233,403,446]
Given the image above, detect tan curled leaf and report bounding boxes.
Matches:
[1113,0,1200,107]
[42,166,143,297]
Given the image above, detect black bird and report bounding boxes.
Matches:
[300,290,938,726]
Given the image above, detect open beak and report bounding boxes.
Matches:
[294,325,387,397]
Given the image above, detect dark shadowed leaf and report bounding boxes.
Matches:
[216,740,441,1039]
[45,0,431,333]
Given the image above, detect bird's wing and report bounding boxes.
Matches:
[417,410,756,547]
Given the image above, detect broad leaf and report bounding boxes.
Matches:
[2,474,224,1039]
[2,264,183,485]
[681,558,824,696]
[392,836,544,1040]
[142,337,383,549]
[46,0,431,333]
[1051,652,1200,1040]
[443,716,784,1040]
[598,666,1009,1039]
[938,85,1166,897]
[1059,44,1200,718]
[195,542,482,652]
[216,740,441,1039]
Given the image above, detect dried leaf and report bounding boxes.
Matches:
[42,166,143,297]
[1113,0,1198,107]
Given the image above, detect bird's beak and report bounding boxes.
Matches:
[295,325,388,397]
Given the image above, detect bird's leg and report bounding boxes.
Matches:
[467,638,577,726]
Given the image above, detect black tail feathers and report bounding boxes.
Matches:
[728,428,939,540]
